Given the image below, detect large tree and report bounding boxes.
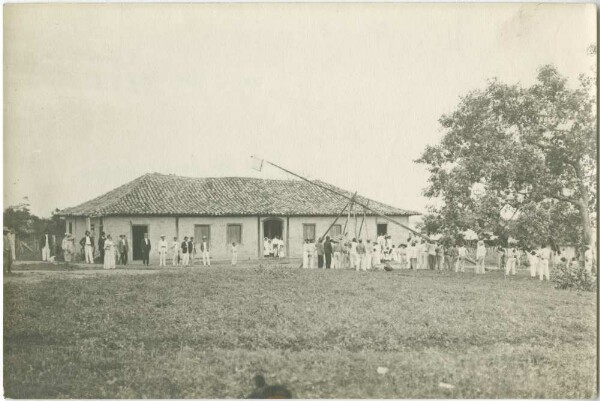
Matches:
[417,60,596,247]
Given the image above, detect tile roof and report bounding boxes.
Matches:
[57,173,419,217]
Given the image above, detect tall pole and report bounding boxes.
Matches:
[259,158,429,241]
[320,198,353,240]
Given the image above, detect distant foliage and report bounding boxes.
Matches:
[553,263,596,292]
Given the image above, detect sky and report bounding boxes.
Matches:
[3,3,596,217]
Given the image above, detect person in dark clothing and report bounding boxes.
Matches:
[98,232,106,264]
[316,237,325,268]
[141,233,151,266]
[324,236,333,269]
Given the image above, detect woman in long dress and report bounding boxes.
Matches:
[104,234,116,270]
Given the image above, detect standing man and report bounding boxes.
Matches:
[447,243,458,271]
[189,237,196,266]
[427,241,437,270]
[457,243,468,273]
[419,240,428,269]
[538,244,551,281]
[4,227,13,274]
[90,228,97,262]
[350,238,359,270]
[409,242,418,269]
[356,239,366,271]
[118,235,129,265]
[181,236,189,266]
[171,236,179,266]
[365,239,373,270]
[141,232,151,266]
[475,239,486,274]
[80,231,94,264]
[505,247,517,276]
[231,242,238,265]
[40,230,53,262]
[158,234,168,267]
[324,236,333,269]
[98,232,106,264]
[527,248,538,278]
[316,238,325,269]
[332,240,342,269]
[201,236,210,266]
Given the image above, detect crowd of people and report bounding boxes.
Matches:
[263,236,285,258]
[300,234,597,279]
[3,226,596,277]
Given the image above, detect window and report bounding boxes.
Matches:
[303,224,316,240]
[330,224,342,238]
[68,222,73,234]
[377,224,388,236]
[227,224,242,244]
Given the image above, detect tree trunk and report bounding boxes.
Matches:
[575,161,593,246]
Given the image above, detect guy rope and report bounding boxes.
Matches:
[251,156,430,242]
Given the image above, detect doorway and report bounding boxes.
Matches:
[263,219,283,240]
[132,225,148,261]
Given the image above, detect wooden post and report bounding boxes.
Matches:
[286,216,290,259]
[257,216,261,259]
[320,199,352,240]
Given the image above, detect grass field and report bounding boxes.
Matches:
[4,261,597,398]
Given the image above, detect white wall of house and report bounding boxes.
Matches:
[65,214,413,263]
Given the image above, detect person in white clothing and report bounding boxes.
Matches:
[504,247,516,276]
[419,240,428,269]
[372,241,381,267]
[80,231,94,264]
[309,239,317,269]
[538,245,551,281]
[158,234,168,266]
[171,237,179,266]
[527,249,538,278]
[200,236,210,266]
[475,240,486,274]
[349,238,359,269]
[457,244,468,273]
[40,231,52,262]
[231,242,238,265]
[365,239,373,270]
[302,239,311,268]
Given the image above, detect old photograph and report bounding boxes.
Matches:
[3,3,598,398]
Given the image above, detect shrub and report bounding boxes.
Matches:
[553,262,597,292]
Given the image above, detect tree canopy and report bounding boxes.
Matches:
[417,61,596,248]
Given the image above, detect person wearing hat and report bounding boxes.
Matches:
[158,234,168,267]
[140,232,151,266]
[181,236,190,266]
[4,227,12,274]
[200,236,210,266]
[118,235,129,265]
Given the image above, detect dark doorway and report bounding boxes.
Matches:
[132,225,148,261]
[263,219,283,239]
[377,224,388,236]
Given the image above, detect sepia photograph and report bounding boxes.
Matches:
[3,3,598,398]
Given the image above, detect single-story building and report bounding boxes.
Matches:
[57,173,419,263]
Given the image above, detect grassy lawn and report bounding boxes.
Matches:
[4,261,597,398]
